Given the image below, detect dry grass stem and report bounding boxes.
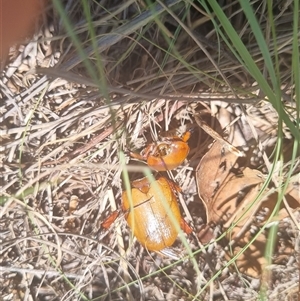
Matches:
[1,1,299,300]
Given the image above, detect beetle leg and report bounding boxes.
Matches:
[140,143,156,158]
[164,178,182,193]
[180,219,193,234]
[129,143,156,161]
[129,151,145,161]
[163,130,191,143]
[181,130,191,142]
[101,210,121,229]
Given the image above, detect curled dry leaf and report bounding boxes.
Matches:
[224,183,299,278]
[196,140,300,278]
[226,239,268,278]
[210,167,264,225]
[194,114,245,157]
[224,177,299,278]
[195,140,239,209]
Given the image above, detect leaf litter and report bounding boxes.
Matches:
[0,1,299,300]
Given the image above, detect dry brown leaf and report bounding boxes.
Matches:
[198,157,300,278]
[223,173,300,278]
[223,183,269,278]
[227,238,267,278]
[196,140,239,206]
[208,167,264,225]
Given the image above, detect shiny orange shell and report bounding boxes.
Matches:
[145,140,190,171]
[122,177,182,251]
[133,131,191,171]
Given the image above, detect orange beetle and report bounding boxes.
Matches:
[130,131,191,171]
[102,177,192,252]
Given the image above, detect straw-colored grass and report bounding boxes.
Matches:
[1,0,299,300]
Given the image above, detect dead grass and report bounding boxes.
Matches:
[0,0,299,300]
